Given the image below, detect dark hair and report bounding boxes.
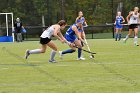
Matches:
[58,20,66,26]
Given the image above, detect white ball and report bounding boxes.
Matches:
[90,56,93,59]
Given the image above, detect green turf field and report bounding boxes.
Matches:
[0,39,140,93]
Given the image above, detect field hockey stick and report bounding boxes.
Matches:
[84,39,94,58]
[66,42,96,55]
[106,23,129,26]
[105,23,113,25]
[83,25,88,28]
[74,46,96,55]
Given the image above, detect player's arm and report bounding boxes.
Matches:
[53,26,64,42]
[114,16,117,25]
[126,12,133,24]
[75,16,81,23]
[21,23,26,29]
[122,16,125,23]
[20,22,24,28]
[138,14,140,24]
[81,31,86,40]
[114,20,116,25]
[57,31,71,44]
[72,26,85,43]
[84,19,88,26]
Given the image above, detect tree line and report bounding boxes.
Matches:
[0,0,140,26]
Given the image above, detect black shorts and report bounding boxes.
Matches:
[40,37,51,45]
[129,24,138,29]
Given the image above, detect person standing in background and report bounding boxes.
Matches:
[14,18,24,42]
[75,11,88,60]
[114,11,125,41]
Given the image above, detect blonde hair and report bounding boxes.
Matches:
[134,7,139,11]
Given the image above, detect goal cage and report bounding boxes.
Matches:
[0,13,14,42]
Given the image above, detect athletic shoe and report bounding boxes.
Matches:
[25,49,30,59]
[118,38,121,41]
[77,57,86,60]
[49,60,56,63]
[59,51,63,59]
[134,43,139,46]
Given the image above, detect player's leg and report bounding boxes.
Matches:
[47,41,58,62]
[17,33,20,42]
[25,44,47,59]
[123,28,132,43]
[118,28,122,41]
[78,31,85,59]
[60,42,76,55]
[59,43,76,59]
[74,39,85,60]
[19,33,23,42]
[134,27,139,46]
[115,28,119,41]
[59,35,76,58]
[25,37,51,59]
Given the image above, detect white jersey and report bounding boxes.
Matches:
[129,12,140,24]
[40,25,59,38]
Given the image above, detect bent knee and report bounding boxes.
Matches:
[78,45,82,48]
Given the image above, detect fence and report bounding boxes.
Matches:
[14,25,132,41]
[1,25,140,41]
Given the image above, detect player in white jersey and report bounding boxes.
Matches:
[25,20,71,62]
[123,7,140,46]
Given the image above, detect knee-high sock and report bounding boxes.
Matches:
[134,36,138,44]
[124,35,129,41]
[29,49,42,54]
[50,50,57,60]
[78,48,82,58]
[62,49,75,54]
[115,33,118,40]
[119,34,122,40]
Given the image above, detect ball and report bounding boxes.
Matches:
[90,55,93,59]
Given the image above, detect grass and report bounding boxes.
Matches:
[0,39,140,93]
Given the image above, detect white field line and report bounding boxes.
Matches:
[0,68,9,70]
[28,61,140,66]
[0,82,48,87]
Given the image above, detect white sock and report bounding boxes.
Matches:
[134,36,138,44]
[50,50,57,60]
[29,49,42,54]
[125,35,129,41]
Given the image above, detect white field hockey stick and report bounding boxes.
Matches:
[106,23,114,26]
[83,25,88,28]
[84,39,94,58]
